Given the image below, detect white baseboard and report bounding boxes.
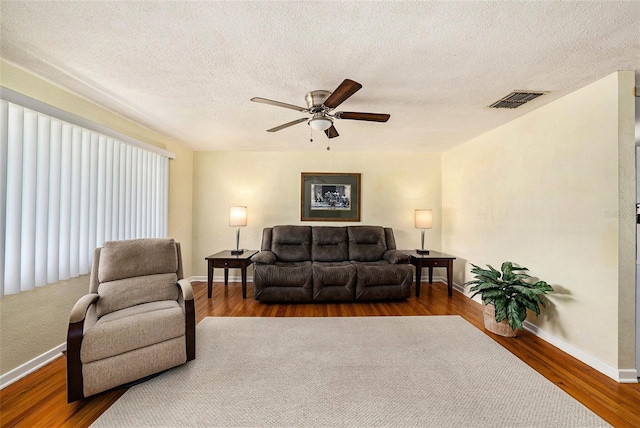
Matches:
[523,320,638,383]
[0,343,66,390]
[452,280,638,384]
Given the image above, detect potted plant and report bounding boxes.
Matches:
[465,262,553,337]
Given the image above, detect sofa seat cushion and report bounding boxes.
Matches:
[312,227,349,262]
[312,262,356,301]
[81,300,185,364]
[254,262,312,287]
[274,261,312,268]
[353,262,413,300]
[352,261,413,287]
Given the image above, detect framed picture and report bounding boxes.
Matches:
[301,172,361,222]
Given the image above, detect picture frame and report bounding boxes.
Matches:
[301,172,361,222]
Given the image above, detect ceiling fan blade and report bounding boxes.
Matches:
[325,125,339,139]
[251,97,308,112]
[323,79,362,109]
[266,117,308,132]
[336,111,390,122]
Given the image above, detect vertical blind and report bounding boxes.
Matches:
[0,98,170,297]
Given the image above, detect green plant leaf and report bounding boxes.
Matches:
[478,290,504,301]
[533,281,554,293]
[507,299,526,331]
[469,265,500,282]
[487,265,502,279]
[511,285,545,297]
[501,262,516,283]
[493,295,507,322]
[514,295,541,315]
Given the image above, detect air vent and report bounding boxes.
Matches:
[489,91,545,109]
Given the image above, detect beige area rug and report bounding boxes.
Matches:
[91,316,609,427]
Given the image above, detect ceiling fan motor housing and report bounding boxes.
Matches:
[305,90,331,112]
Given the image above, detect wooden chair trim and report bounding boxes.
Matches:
[185,298,196,361]
[66,320,85,403]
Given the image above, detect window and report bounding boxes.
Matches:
[1,89,173,297]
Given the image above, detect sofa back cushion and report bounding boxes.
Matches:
[96,273,179,317]
[98,238,179,282]
[348,226,388,262]
[94,238,180,317]
[312,227,349,262]
[271,226,312,262]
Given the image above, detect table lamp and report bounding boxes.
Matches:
[229,206,247,255]
[414,209,432,254]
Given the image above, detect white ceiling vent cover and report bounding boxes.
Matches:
[489,91,545,109]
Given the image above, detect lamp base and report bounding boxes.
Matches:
[416,249,430,255]
[231,249,245,255]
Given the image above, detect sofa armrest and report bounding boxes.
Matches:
[252,250,277,265]
[383,250,410,264]
[69,293,99,324]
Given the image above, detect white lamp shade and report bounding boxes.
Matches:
[414,209,433,229]
[229,206,247,227]
[309,117,333,131]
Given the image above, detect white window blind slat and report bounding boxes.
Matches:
[20,110,38,290]
[69,127,82,278]
[35,115,50,288]
[59,123,72,281]
[0,101,9,295]
[0,98,170,296]
[5,104,24,295]
[87,133,99,261]
[124,145,132,240]
[118,144,126,240]
[111,140,120,241]
[46,119,61,284]
[96,135,106,248]
[78,130,91,274]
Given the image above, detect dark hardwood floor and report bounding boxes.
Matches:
[1,280,639,427]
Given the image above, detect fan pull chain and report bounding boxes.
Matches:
[309,128,330,150]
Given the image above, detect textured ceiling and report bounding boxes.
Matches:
[1,1,639,152]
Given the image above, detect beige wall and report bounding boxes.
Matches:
[192,151,442,277]
[0,61,194,375]
[442,71,636,370]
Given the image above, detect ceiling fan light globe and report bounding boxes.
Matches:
[309,117,333,132]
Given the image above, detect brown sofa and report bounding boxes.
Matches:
[252,225,412,302]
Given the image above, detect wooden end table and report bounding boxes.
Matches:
[404,250,456,297]
[205,250,258,299]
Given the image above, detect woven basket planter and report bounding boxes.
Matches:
[483,304,517,337]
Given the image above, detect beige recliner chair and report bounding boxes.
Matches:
[66,238,195,402]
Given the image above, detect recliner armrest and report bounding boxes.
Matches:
[177,279,194,301]
[252,251,277,265]
[383,250,410,264]
[69,294,99,324]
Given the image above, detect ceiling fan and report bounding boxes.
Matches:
[250,79,390,140]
